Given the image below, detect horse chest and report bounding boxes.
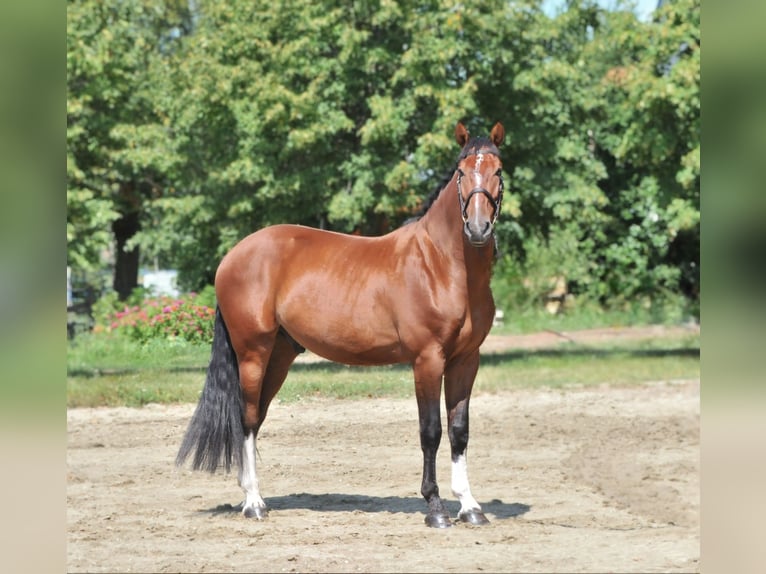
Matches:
[451,306,493,355]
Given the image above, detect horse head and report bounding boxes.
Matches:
[454,122,505,247]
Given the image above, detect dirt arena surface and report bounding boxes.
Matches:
[67,341,700,573]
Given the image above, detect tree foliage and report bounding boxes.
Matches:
[67,0,700,315]
[67,0,191,294]
[492,0,700,312]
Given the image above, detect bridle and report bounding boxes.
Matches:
[456,151,504,225]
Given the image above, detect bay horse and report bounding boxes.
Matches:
[177,121,506,528]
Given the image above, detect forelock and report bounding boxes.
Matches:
[458,136,499,161]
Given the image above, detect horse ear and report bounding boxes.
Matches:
[490,122,505,147]
[455,122,470,147]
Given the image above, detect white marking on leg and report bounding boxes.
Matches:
[238,431,267,516]
[451,453,481,514]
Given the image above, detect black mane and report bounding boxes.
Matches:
[403,136,500,224]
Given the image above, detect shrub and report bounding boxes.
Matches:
[194,284,217,309]
[103,293,215,345]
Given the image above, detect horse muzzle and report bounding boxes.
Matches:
[464,219,493,247]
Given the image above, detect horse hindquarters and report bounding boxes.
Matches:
[176,307,244,474]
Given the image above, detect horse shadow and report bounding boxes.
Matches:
[202,493,530,521]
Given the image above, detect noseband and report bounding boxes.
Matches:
[456,155,504,224]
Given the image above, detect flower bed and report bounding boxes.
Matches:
[106,293,215,345]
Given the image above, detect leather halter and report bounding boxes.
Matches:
[455,150,504,224]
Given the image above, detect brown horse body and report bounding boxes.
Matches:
[178,122,506,527]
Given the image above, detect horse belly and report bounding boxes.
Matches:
[281,307,406,366]
[277,286,408,366]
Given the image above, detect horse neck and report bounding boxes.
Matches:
[418,173,495,287]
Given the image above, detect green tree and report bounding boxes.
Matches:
[133,0,523,289]
[492,0,700,315]
[67,0,190,298]
[67,0,700,317]
[130,0,357,287]
[598,0,700,306]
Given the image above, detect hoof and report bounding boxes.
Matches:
[425,512,453,528]
[243,505,268,520]
[458,509,490,525]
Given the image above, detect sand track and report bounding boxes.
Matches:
[67,377,699,572]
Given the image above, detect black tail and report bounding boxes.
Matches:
[176,307,244,473]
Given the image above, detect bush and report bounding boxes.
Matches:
[100,292,216,345]
[194,284,217,309]
[91,287,150,327]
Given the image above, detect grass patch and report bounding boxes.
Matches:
[67,370,205,408]
[491,302,696,335]
[67,334,211,407]
[476,339,699,392]
[67,333,210,374]
[67,332,699,408]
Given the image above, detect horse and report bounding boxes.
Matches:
[177,121,506,528]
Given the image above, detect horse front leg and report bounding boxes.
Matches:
[413,351,452,528]
[445,350,489,525]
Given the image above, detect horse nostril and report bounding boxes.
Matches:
[465,221,491,238]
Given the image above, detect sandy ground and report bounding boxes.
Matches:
[67,330,700,574]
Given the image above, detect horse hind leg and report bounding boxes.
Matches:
[238,431,266,519]
[238,331,300,519]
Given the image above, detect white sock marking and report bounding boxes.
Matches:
[238,432,267,511]
[451,453,481,514]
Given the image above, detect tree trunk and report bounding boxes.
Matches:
[112,210,141,301]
